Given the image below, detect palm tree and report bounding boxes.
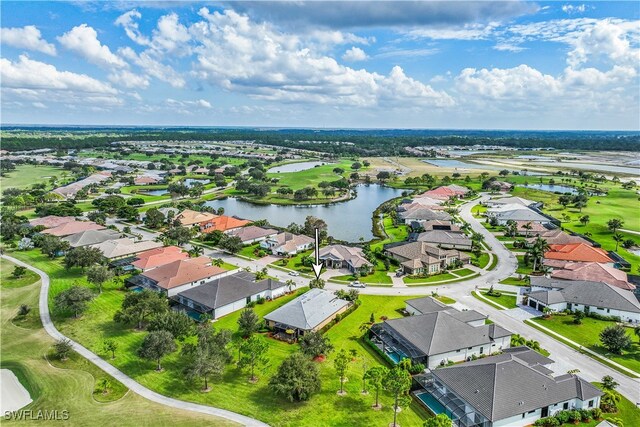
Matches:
[613,233,624,251]
[635,326,640,343]
[522,222,533,238]
[213,258,224,267]
[189,246,204,257]
[285,279,295,293]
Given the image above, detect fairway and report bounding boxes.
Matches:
[0,165,64,194]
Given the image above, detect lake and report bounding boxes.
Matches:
[521,184,579,194]
[526,161,640,176]
[267,161,330,173]
[204,184,405,242]
[143,189,168,196]
[184,178,210,187]
[422,159,543,175]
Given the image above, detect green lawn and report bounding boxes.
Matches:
[516,255,534,275]
[0,255,237,427]
[403,273,456,284]
[7,249,431,427]
[435,295,456,304]
[237,243,263,259]
[1,258,41,289]
[0,164,65,194]
[499,277,530,286]
[382,216,409,242]
[478,291,518,309]
[530,316,640,374]
[473,253,490,269]
[452,268,475,277]
[273,250,314,274]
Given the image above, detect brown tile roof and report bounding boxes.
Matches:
[91,238,163,259]
[132,246,189,271]
[526,229,591,245]
[41,220,105,237]
[201,216,251,233]
[227,226,278,243]
[176,209,218,226]
[141,256,226,290]
[550,262,634,291]
[544,243,613,263]
[29,216,76,229]
[134,176,159,185]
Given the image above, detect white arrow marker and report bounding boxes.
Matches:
[311,228,323,279]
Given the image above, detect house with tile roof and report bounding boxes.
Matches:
[415,230,472,250]
[41,220,105,237]
[131,246,189,271]
[526,277,640,323]
[174,271,288,319]
[226,226,278,244]
[526,229,591,246]
[63,229,123,248]
[384,241,471,275]
[487,206,553,226]
[133,175,160,185]
[260,232,314,256]
[175,209,218,227]
[399,207,452,225]
[29,215,76,229]
[548,261,634,291]
[414,220,459,232]
[127,256,230,296]
[485,196,536,208]
[90,238,163,260]
[369,297,511,368]
[422,185,469,200]
[318,245,373,273]
[200,215,251,233]
[264,288,351,337]
[544,243,613,264]
[413,346,602,427]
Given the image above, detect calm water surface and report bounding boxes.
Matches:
[267,161,331,173]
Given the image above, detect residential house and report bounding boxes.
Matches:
[264,288,351,338]
[413,346,602,427]
[526,229,592,246]
[131,246,189,271]
[63,229,123,248]
[133,175,159,185]
[200,215,251,234]
[422,185,469,200]
[175,209,218,228]
[52,172,111,199]
[260,232,314,256]
[190,166,209,175]
[174,271,288,319]
[487,180,514,192]
[544,243,613,264]
[549,262,634,291]
[91,238,163,260]
[415,230,472,250]
[399,207,452,225]
[318,245,373,273]
[415,220,459,232]
[226,226,278,244]
[127,256,230,296]
[485,196,536,208]
[385,241,470,275]
[369,297,511,368]
[41,220,105,237]
[526,277,640,323]
[487,207,553,226]
[29,216,76,229]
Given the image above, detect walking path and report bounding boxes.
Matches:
[2,254,269,427]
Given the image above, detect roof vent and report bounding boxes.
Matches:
[518,401,524,406]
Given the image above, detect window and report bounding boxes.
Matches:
[588,400,594,408]
[607,309,610,313]
[480,347,484,354]
[528,410,535,414]
[563,402,569,410]
[468,347,472,350]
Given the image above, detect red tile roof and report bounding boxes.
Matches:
[41,220,105,237]
[132,246,188,271]
[544,243,613,263]
[201,216,250,233]
[29,216,76,229]
[141,256,226,290]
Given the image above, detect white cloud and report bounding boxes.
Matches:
[58,24,126,68]
[191,8,452,108]
[1,55,121,108]
[108,69,150,89]
[565,19,639,68]
[562,4,588,15]
[342,46,368,62]
[456,65,562,100]
[0,25,56,55]
[119,47,185,88]
[375,47,439,59]
[408,23,499,40]
[165,98,212,114]
[114,9,150,46]
[493,43,526,52]
[150,12,191,55]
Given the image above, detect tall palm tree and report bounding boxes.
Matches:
[522,222,533,238]
[613,233,624,251]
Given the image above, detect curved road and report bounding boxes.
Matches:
[2,254,269,427]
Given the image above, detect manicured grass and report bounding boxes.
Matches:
[0,255,236,427]
[1,258,41,289]
[486,253,499,271]
[273,250,314,274]
[479,291,518,309]
[0,164,64,194]
[590,383,640,427]
[333,270,393,285]
[237,243,263,259]
[472,253,490,269]
[530,316,640,374]
[499,277,530,286]
[516,255,534,275]
[383,216,409,242]
[435,295,456,304]
[452,268,475,277]
[403,273,456,284]
[8,249,430,426]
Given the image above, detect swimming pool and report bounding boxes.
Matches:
[416,392,454,418]
[386,350,403,364]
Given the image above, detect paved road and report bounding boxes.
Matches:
[2,254,269,427]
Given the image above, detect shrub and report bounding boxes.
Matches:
[54,338,73,360]
[567,410,581,423]
[554,410,569,424]
[18,304,31,316]
[590,408,602,420]
[579,409,592,422]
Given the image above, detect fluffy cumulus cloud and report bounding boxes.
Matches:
[108,69,150,89]
[58,24,126,68]
[562,4,588,15]
[1,55,121,108]
[0,25,57,55]
[342,46,368,62]
[190,8,452,107]
[119,47,185,88]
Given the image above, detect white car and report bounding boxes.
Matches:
[288,271,300,276]
[350,281,366,288]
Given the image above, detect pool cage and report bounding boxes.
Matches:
[369,323,426,364]
[413,373,490,427]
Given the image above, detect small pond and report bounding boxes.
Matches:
[267,161,331,173]
[422,159,542,175]
[143,189,168,196]
[184,178,210,188]
[521,184,579,194]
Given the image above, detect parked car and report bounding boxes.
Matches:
[350,281,366,288]
[288,271,300,276]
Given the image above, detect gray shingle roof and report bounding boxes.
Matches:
[431,348,602,422]
[493,208,550,223]
[416,230,472,247]
[63,229,122,247]
[529,277,640,314]
[406,296,449,314]
[264,288,350,331]
[177,271,286,310]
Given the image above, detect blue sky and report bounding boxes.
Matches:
[1,1,639,129]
